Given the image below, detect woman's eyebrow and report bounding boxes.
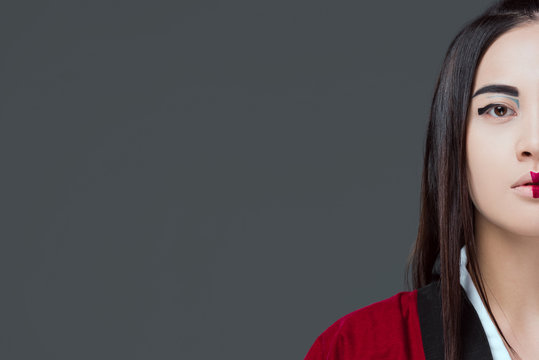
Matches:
[472,84,519,98]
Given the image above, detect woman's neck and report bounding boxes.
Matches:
[474,213,539,358]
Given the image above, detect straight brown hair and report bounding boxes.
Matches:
[406,1,539,359]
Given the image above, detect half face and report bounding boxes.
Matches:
[466,21,539,237]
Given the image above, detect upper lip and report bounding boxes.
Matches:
[512,171,539,188]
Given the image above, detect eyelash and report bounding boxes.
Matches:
[477,103,517,118]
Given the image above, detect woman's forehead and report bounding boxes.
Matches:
[474,22,539,93]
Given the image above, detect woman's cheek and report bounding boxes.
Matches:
[466,130,502,215]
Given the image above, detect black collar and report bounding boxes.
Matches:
[416,280,494,360]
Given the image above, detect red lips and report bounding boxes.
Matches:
[511,171,539,188]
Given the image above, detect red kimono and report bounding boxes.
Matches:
[304,280,494,360]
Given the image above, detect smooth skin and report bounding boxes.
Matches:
[467,20,539,360]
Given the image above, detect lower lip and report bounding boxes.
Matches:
[512,185,539,198]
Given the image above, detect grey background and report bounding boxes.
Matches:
[2,1,493,359]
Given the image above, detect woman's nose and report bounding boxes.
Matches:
[516,114,539,162]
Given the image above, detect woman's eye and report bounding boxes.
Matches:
[477,104,516,118]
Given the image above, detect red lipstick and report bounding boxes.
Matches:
[512,171,539,199]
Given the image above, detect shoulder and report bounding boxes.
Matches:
[304,290,425,360]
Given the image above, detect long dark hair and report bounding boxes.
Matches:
[406,1,539,359]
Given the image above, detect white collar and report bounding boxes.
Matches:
[459,245,511,360]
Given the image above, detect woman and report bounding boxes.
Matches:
[304,1,539,359]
